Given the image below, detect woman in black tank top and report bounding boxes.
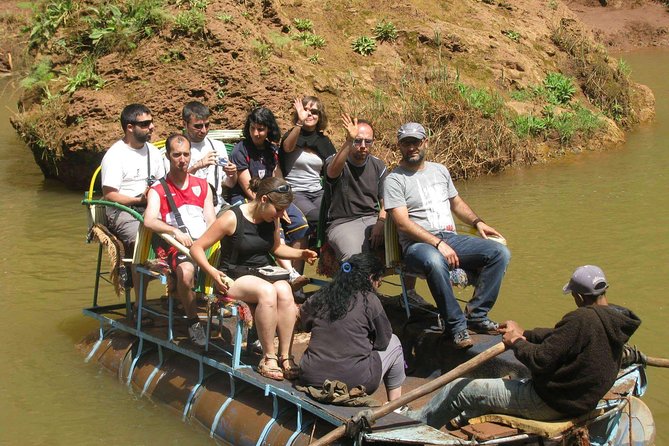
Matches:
[191,177,318,381]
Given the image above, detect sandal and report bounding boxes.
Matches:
[279,355,301,380]
[258,354,284,381]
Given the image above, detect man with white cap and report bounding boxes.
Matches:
[412,264,641,429]
[383,122,511,348]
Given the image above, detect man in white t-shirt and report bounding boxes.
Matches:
[101,103,166,250]
[384,123,511,349]
[182,101,237,214]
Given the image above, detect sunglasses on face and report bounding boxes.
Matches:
[268,184,292,194]
[353,138,374,146]
[192,122,210,130]
[306,108,320,116]
[132,119,153,128]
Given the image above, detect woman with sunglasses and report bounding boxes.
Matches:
[190,177,318,381]
[299,253,405,402]
[279,96,336,230]
[230,107,311,287]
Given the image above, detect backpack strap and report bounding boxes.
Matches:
[159,178,189,235]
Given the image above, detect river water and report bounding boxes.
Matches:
[1,49,668,444]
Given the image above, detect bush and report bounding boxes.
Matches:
[352,36,376,56]
[26,0,77,49]
[374,20,398,42]
[543,72,576,105]
[20,58,55,95]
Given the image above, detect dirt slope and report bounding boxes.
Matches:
[2,0,666,188]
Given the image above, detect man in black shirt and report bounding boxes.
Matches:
[412,265,641,428]
[324,114,387,261]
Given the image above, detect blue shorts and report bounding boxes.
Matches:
[282,203,309,244]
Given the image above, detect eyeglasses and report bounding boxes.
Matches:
[192,122,210,130]
[268,184,292,194]
[132,119,153,128]
[353,138,374,146]
[306,109,320,116]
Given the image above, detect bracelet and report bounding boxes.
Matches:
[435,240,443,249]
[295,123,304,127]
[472,218,483,227]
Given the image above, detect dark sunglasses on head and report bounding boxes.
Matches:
[132,119,153,128]
[268,184,292,194]
[193,122,210,130]
[353,138,374,146]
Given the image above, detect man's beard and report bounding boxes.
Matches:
[403,151,425,165]
[136,132,152,143]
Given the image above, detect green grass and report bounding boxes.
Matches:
[457,83,503,118]
[252,39,272,60]
[501,29,520,42]
[173,9,205,37]
[543,72,576,105]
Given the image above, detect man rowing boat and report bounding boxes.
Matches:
[412,265,641,428]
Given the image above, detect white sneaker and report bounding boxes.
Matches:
[188,322,207,347]
[404,290,433,308]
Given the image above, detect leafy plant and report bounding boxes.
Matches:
[501,29,520,42]
[216,88,226,99]
[293,18,313,32]
[617,58,631,78]
[543,72,576,105]
[307,53,321,64]
[373,20,398,42]
[83,0,167,54]
[62,57,105,93]
[217,13,233,23]
[351,36,376,56]
[173,9,205,36]
[26,0,77,49]
[304,34,325,49]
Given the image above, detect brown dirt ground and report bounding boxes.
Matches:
[566,0,669,50]
[1,0,667,188]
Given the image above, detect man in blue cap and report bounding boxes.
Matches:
[412,265,641,428]
[384,122,511,348]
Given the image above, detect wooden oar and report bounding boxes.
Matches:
[310,342,507,446]
[646,356,669,368]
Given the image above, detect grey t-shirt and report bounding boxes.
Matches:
[383,162,459,250]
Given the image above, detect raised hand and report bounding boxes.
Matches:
[341,113,359,141]
[294,97,309,124]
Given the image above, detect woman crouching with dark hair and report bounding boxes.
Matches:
[299,253,405,402]
[191,177,318,381]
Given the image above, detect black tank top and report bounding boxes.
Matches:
[219,205,274,272]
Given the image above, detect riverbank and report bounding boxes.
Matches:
[1,0,664,188]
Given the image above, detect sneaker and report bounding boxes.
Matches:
[393,404,410,415]
[467,319,500,335]
[452,329,474,349]
[401,290,433,309]
[289,269,310,291]
[188,322,207,347]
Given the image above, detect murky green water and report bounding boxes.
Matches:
[1,48,668,444]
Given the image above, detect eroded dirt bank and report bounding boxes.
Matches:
[1,0,667,189]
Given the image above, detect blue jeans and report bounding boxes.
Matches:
[403,232,511,334]
[413,377,564,428]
